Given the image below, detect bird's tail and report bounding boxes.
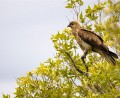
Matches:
[102,50,118,65]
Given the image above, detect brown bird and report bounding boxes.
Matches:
[67,21,118,70]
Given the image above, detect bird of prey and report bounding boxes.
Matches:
[67,21,118,70]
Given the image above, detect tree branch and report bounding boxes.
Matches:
[65,52,88,76]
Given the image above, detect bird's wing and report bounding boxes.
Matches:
[78,29,107,51]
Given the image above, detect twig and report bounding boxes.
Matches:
[65,52,88,76]
[94,84,105,94]
[87,84,96,94]
[66,16,70,22]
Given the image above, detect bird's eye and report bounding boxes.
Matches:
[70,23,73,25]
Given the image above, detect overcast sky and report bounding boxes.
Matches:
[0,0,96,97]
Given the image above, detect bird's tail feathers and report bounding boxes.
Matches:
[102,51,117,65]
[108,51,118,59]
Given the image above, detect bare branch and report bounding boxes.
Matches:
[65,51,88,76]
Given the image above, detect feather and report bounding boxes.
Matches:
[102,51,116,65]
[68,21,118,65]
[108,51,118,59]
[78,29,103,49]
[80,29,103,42]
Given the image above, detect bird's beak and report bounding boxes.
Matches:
[67,24,70,27]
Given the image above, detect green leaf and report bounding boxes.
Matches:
[3,94,10,98]
[79,12,85,23]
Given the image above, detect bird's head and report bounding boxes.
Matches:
[67,21,80,29]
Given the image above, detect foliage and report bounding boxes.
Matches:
[2,94,10,98]
[3,0,120,98]
[103,0,120,56]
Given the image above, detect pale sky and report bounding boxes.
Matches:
[0,0,97,97]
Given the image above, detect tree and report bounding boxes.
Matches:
[3,0,120,98]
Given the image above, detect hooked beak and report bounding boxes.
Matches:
[67,24,70,27]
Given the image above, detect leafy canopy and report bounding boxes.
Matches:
[3,0,120,98]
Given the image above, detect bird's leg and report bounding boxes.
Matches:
[81,51,88,72]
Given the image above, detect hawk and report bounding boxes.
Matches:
[67,21,118,68]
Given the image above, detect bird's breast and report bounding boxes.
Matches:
[75,36,92,51]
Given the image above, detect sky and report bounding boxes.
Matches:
[0,0,97,97]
